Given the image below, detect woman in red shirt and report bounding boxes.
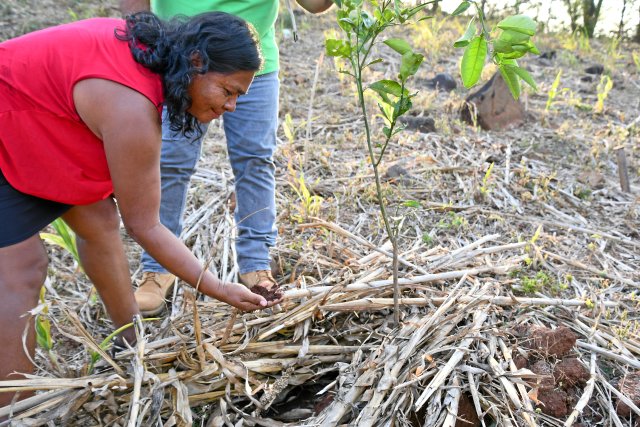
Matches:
[0,11,281,408]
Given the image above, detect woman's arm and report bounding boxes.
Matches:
[73,78,273,311]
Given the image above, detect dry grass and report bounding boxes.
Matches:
[1,6,639,427]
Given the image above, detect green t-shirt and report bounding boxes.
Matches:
[151,0,279,75]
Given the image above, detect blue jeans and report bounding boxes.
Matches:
[141,72,280,274]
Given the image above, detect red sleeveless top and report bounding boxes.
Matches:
[0,18,164,204]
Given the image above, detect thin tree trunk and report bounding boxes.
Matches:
[636,3,640,42]
[618,0,628,38]
[429,0,440,14]
[582,0,604,38]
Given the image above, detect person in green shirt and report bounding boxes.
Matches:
[120,0,333,315]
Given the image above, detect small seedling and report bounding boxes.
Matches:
[594,75,613,114]
[326,0,538,324]
[34,286,62,372]
[633,51,640,74]
[545,70,562,112]
[479,162,495,196]
[40,218,81,271]
[288,171,323,223]
[87,318,157,374]
[422,232,435,246]
[35,287,53,352]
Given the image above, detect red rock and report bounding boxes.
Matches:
[529,326,577,358]
[531,360,555,389]
[537,389,569,418]
[514,355,528,370]
[554,358,590,388]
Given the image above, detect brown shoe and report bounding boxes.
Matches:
[134,272,176,316]
[239,270,276,287]
[239,270,283,302]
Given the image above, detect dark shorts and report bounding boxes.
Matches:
[0,170,72,248]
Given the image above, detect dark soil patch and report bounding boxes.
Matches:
[455,393,481,427]
[250,283,283,302]
[263,377,336,421]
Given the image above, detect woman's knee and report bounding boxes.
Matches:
[64,198,121,240]
[0,237,48,294]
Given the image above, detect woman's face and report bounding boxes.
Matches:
[187,69,255,123]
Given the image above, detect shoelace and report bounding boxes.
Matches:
[255,271,277,287]
[143,273,170,290]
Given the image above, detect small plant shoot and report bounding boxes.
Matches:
[325,0,540,324]
[325,0,428,323]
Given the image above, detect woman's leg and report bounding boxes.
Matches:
[0,235,49,408]
[61,198,138,345]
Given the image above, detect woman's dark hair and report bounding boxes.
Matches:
[116,11,262,136]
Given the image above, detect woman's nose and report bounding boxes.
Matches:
[224,95,238,112]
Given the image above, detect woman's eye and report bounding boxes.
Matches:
[225,89,232,97]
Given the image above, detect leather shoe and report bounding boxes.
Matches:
[134,272,176,316]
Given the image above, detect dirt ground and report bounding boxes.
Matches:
[2,1,640,426]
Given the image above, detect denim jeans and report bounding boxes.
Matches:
[141,71,280,274]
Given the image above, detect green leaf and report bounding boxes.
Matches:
[370,79,404,97]
[405,3,428,20]
[460,36,487,88]
[51,219,79,261]
[400,52,424,80]
[493,39,514,54]
[403,200,421,208]
[526,40,541,55]
[36,320,53,350]
[40,233,66,249]
[360,10,375,29]
[451,1,471,16]
[384,38,412,55]
[393,96,413,118]
[497,46,527,60]
[497,15,537,36]
[497,48,527,60]
[333,0,342,7]
[512,66,537,91]
[325,39,351,58]
[336,9,354,31]
[454,17,476,48]
[379,102,394,122]
[499,64,521,99]
[364,58,384,69]
[497,28,531,45]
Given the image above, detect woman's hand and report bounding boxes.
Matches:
[214,282,282,311]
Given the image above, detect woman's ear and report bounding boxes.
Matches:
[190,51,203,70]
